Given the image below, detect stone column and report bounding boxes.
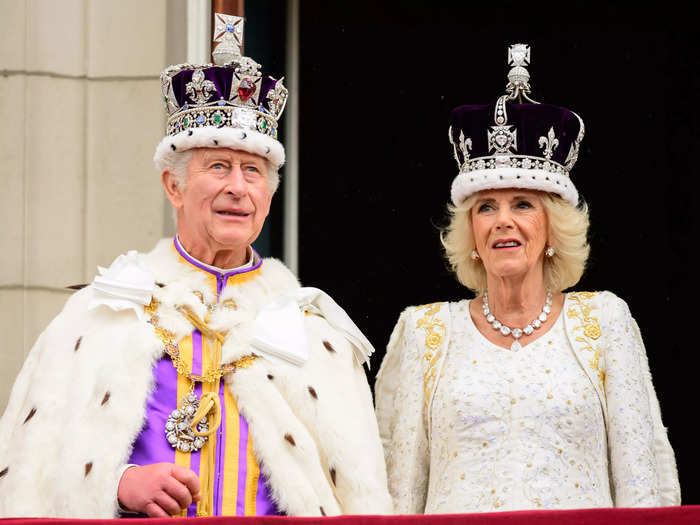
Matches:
[0,0,169,411]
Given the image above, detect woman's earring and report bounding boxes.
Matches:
[471,250,480,261]
[545,246,555,257]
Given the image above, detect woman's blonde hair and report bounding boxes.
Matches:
[441,193,590,294]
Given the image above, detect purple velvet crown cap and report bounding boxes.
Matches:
[167,67,283,120]
[449,44,585,207]
[449,101,583,168]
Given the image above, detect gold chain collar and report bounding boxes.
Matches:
[144,299,257,383]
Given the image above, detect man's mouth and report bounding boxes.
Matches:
[217,210,250,217]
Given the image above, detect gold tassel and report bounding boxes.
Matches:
[179,307,227,517]
[192,395,219,518]
[190,392,221,435]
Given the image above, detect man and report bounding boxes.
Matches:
[0,16,391,518]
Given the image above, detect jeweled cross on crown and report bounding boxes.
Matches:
[212,13,244,65]
[508,43,530,67]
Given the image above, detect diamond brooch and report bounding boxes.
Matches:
[165,392,209,453]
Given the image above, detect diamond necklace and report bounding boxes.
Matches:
[482,290,552,352]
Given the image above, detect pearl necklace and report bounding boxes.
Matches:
[482,290,552,352]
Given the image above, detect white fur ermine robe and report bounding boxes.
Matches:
[0,240,392,518]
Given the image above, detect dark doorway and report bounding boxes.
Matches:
[298,2,699,504]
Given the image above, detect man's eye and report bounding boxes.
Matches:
[212,163,226,170]
[245,166,260,172]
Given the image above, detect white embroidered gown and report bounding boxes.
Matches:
[376,292,679,514]
[427,300,612,512]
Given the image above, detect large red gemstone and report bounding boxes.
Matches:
[237,78,256,102]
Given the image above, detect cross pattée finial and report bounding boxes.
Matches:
[212,13,244,65]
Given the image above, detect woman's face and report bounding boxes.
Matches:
[471,189,549,282]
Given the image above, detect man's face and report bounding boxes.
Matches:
[167,148,272,253]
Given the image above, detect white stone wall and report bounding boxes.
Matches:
[0,0,172,411]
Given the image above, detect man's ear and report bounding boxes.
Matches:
[162,170,184,209]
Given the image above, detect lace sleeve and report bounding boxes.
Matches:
[375,308,430,514]
[628,315,680,505]
[604,294,663,506]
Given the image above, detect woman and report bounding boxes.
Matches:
[374,44,680,514]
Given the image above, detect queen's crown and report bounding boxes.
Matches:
[160,14,288,140]
[448,44,584,178]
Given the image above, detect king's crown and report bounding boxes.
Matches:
[160,14,288,139]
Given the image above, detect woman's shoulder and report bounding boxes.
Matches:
[397,299,470,323]
[566,289,627,303]
[400,299,470,314]
[381,300,468,373]
[565,290,633,321]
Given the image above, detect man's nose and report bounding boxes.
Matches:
[224,166,246,196]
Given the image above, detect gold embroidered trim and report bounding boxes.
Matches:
[566,292,605,389]
[144,299,257,383]
[416,302,447,408]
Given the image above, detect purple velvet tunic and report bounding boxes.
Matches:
[128,239,279,516]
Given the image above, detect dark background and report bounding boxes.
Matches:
[257,1,700,504]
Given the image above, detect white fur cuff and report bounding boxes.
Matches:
[153,126,285,172]
[450,167,579,207]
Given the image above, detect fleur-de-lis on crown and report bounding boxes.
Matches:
[448,127,473,171]
[186,69,216,104]
[538,127,559,160]
[459,131,473,165]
